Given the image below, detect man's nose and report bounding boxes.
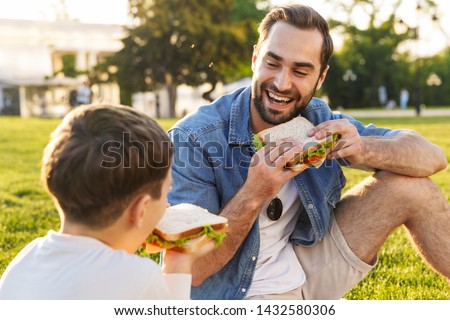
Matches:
[274,68,292,92]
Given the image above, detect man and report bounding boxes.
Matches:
[399,88,409,109]
[168,4,449,299]
[76,80,91,106]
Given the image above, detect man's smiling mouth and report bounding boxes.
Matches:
[267,91,294,105]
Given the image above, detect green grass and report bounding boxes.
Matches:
[1,115,449,299]
[338,116,450,299]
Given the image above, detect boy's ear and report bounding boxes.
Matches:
[127,194,151,229]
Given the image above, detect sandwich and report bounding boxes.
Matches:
[253,117,339,171]
[145,203,228,253]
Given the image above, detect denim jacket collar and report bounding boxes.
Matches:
[228,86,253,146]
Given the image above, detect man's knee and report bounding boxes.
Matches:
[374,170,429,187]
[373,170,441,206]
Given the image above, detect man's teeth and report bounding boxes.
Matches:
[268,92,291,102]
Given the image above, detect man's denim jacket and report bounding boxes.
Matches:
[168,86,402,300]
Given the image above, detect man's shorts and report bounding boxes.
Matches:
[246,214,377,300]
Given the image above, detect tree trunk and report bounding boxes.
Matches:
[155,92,161,118]
[165,73,177,118]
[166,84,177,118]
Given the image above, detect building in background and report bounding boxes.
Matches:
[0,18,124,117]
[132,78,253,119]
[0,17,251,119]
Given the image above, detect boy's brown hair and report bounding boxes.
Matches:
[42,104,173,229]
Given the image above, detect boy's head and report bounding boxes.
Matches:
[42,104,173,229]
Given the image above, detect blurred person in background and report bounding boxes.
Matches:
[399,88,409,109]
[76,80,91,106]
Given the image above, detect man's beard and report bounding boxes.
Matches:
[252,80,318,126]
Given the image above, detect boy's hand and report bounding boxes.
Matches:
[161,238,215,274]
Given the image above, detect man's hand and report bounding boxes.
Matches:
[246,138,304,204]
[308,119,364,165]
[190,138,304,286]
[307,119,447,176]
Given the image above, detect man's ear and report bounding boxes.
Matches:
[316,65,330,91]
[251,44,258,72]
[127,194,151,229]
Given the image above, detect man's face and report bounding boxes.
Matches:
[251,21,329,128]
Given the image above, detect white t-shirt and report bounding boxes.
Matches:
[247,179,305,297]
[0,231,191,299]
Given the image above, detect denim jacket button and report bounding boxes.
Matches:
[307,203,314,209]
[241,288,247,293]
[252,256,256,261]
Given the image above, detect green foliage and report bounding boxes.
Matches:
[107,0,267,115]
[326,1,407,107]
[60,54,77,78]
[339,18,403,105]
[324,0,450,109]
[1,115,449,299]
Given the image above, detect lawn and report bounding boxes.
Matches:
[0,115,449,299]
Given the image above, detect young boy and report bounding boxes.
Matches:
[0,104,213,299]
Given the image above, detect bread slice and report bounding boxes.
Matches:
[154,203,228,241]
[257,117,335,170]
[258,117,327,146]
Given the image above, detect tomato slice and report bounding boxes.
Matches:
[307,155,324,163]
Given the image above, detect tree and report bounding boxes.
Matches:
[323,0,412,107]
[337,17,410,106]
[106,0,267,117]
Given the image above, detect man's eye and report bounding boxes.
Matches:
[266,60,278,67]
[294,70,307,76]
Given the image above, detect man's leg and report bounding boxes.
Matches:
[294,213,375,299]
[335,170,450,278]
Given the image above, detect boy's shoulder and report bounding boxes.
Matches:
[0,232,165,299]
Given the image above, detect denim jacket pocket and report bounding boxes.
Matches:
[326,177,345,208]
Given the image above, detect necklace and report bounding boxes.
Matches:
[267,196,283,221]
